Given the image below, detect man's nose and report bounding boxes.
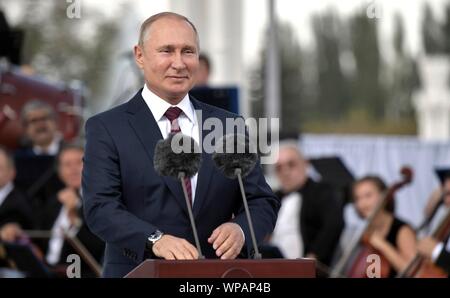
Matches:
[171,52,187,70]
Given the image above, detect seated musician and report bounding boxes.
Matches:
[14,100,65,229]
[42,144,104,277]
[416,169,450,274]
[2,144,104,277]
[352,176,416,277]
[0,146,33,243]
[270,141,344,265]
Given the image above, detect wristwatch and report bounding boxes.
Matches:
[147,230,164,251]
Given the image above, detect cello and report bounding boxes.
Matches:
[331,167,413,278]
[397,207,450,278]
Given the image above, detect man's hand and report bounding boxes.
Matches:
[57,188,80,210]
[208,222,245,259]
[417,237,438,259]
[0,223,24,242]
[152,234,199,260]
[58,188,81,225]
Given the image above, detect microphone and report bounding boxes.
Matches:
[212,134,262,259]
[153,133,204,259]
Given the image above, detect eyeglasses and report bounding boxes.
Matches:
[26,115,52,125]
[275,160,299,172]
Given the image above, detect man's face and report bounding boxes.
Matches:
[0,152,14,188]
[134,17,199,102]
[275,147,308,194]
[58,149,83,189]
[24,108,57,147]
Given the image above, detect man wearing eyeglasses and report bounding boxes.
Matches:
[269,141,344,267]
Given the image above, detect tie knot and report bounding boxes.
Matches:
[164,107,182,123]
[164,107,183,123]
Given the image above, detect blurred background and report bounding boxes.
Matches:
[0,0,450,277]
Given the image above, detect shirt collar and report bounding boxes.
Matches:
[141,84,195,124]
[33,135,61,156]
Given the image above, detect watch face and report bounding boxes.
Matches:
[149,231,162,242]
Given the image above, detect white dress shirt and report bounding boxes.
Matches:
[46,191,82,265]
[430,206,450,262]
[269,192,304,259]
[141,85,199,203]
[0,182,14,208]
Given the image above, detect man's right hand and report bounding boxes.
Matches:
[152,234,199,260]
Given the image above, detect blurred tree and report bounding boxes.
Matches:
[250,21,304,134]
[422,3,446,55]
[444,4,450,54]
[311,11,351,121]
[349,11,386,120]
[385,13,420,121]
[16,0,119,110]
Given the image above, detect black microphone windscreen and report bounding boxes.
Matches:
[154,133,201,178]
[212,134,258,179]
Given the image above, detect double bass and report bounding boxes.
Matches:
[331,167,413,278]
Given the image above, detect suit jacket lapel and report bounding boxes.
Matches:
[126,92,187,213]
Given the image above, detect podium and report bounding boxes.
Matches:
[125,259,316,278]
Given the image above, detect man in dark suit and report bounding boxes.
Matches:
[42,144,104,277]
[14,100,65,228]
[271,141,344,266]
[82,12,279,278]
[0,146,33,242]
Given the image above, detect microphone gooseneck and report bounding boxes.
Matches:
[154,133,204,259]
[212,134,262,259]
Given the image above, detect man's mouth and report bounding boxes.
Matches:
[167,75,188,79]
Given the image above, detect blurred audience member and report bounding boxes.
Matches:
[16,100,63,157]
[270,141,344,266]
[0,146,32,242]
[14,100,64,228]
[195,53,211,86]
[42,144,104,277]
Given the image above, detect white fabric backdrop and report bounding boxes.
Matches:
[298,134,450,228]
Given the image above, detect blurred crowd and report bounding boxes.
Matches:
[0,100,103,277]
[0,99,449,278]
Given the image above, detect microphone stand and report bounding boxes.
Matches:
[179,171,204,259]
[235,168,262,259]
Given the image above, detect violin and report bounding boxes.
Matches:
[331,167,413,278]
[397,207,450,278]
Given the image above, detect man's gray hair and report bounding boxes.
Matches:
[20,100,56,124]
[138,12,199,48]
[277,139,305,161]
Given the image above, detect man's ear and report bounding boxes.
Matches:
[134,45,144,69]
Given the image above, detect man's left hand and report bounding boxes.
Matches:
[208,223,245,259]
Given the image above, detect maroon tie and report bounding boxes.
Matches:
[164,107,193,205]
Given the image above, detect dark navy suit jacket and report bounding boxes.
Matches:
[82,91,279,278]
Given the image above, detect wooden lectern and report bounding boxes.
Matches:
[125,259,316,278]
